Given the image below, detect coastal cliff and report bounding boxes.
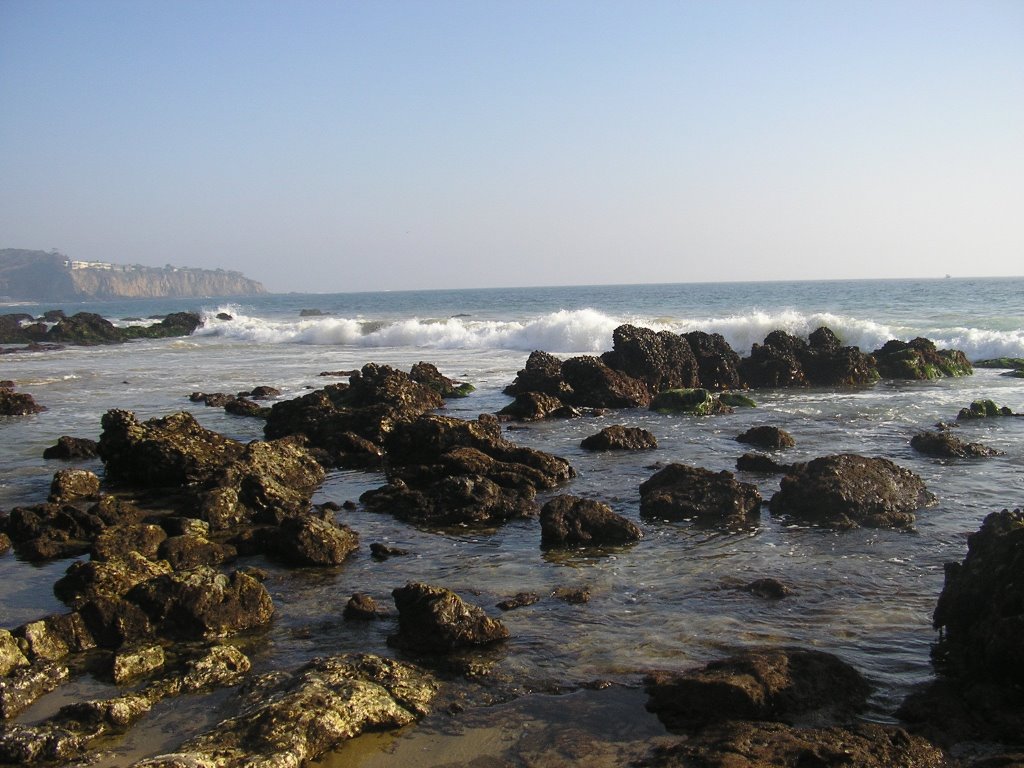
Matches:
[0,249,266,300]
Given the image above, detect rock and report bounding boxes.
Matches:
[636,721,950,768]
[132,654,437,768]
[223,397,268,417]
[4,498,140,562]
[157,533,236,570]
[46,312,125,345]
[0,662,70,719]
[640,463,763,528]
[496,593,541,611]
[497,391,566,421]
[273,513,359,567]
[42,436,99,460]
[769,454,936,529]
[736,453,800,474]
[560,355,651,408]
[112,644,166,684]
[741,331,809,389]
[504,350,570,398]
[91,524,167,562]
[0,630,30,677]
[600,324,700,395]
[361,474,539,528]
[540,494,643,548]
[216,312,234,320]
[719,392,757,408]
[744,578,792,599]
[343,593,383,620]
[55,551,173,610]
[580,425,658,451]
[736,425,795,450]
[244,385,281,400]
[649,388,730,415]
[409,361,475,397]
[390,582,509,653]
[125,567,275,641]
[0,383,46,415]
[645,647,871,731]
[957,399,1018,419]
[48,469,101,503]
[932,509,1024,686]
[873,337,972,379]
[369,542,409,559]
[801,327,880,387]
[552,586,591,604]
[683,330,744,390]
[123,312,203,340]
[897,676,1024,750]
[910,430,1003,458]
[189,391,236,407]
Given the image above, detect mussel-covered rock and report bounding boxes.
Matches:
[599,324,700,395]
[640,464,762,528]
[770,454,935,529]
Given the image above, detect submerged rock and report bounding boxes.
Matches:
[649,388,730,415]
[539,494,643,548]
[736,425,795,450]
[956,399,1019,420]
[645,647,871,731]
[389,582,509,653]
[42,436,99,460]
[769,454,936,529]
[640,463,762,528]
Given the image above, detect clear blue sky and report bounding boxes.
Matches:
[1,1,1021,292]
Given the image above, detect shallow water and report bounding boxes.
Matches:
[2,281,1023,764]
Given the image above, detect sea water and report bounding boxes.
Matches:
[2,277,1023,765]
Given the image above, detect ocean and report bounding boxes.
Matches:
[2,276,1023,765]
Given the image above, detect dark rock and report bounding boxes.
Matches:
[540,494,643,548]
[157,533,236,570]
[649,388,730,415]
[42,436,99,460]
[580,425,658,451]
[769,454,936,529]
[932,509,1024,686]
[409,361,475,397]
[125,566,275,641]
[640,463,763,528]
[873,337,973,379]
[46,312,125,345]
[13,613,95,662]
[91,524,167,561]
[55,551,173,610]
[552,586,591,604]
[0,383,46,415]
[645,647,871,731]
[122,312,202,340]
[0,662,69,719]
[273,513,359,567]
[343,593,383,620]
[600,324,699,395]
[299,308,325,316]
[131,654,437,768]
[496,593,541,611]
[636,721,950,768]
[189,391,236,407]
[683,330,744,390]
[223,397,268,417]
[370,542,409,559]
[48,469,100,503]
[504,350,569,397]
[5,497,140,562]
[497,391,566,421]
[390,582,510,652]
[216,312,234,321]
[736,425,795,450]
[245,385,281,400]
[898,676,1024,749]
[803,342,880,387]
[741,331,809,389]
[719,392,757,408]
[361,474,538,528]
[910,430,1003,458]
[560,355,651,408]
[744,578,792,599]
[737,450,798,475]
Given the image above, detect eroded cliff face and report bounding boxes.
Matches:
[0,250,265,300]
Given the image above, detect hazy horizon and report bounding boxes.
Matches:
[2,1,1021,293]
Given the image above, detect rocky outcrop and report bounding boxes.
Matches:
[0,382,45,415]
[42,436,99,460]
[0,311,203,346]
[736,425,795,450]
[389,582,509,653]
[910,430,1003,458]
[873,337,972,379]
[539,494,643,548]
[132,654,435,768]
[599,324,700,395]
[639,464,763,528]
[957,399,1020,420]
[770,454,936,529]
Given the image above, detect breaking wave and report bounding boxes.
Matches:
[194,306,1024,361]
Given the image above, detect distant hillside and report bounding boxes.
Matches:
[0,249,266,300]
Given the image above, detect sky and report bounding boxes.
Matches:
[1,1,1021,293]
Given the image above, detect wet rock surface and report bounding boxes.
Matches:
[580,424,658,451]
[769,454,936,529]
[736,425,796,450]
[390,582,510,653]
[0,383,45,415]
[911,429,1003,458]
[640,463,763,528]
[540,494,643,548]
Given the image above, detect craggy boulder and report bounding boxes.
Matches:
[48,469,100,503]
[645,647,871,731]
[389,582,509,653]
[600,324,699,395]
[503,350,571,398]
[132,654,436,768]
[640,464,762,528]
[741,331,809,389]
[649,388,730,415]
[683,330,744,390]
[42,436,99,460]
[769,454,936,529]
[736,425,795,451]
[932,508,1024,686]
[580,425,658,451]
[0,384,45,415]
[540,494,643,548]
[910,430,1003,458]
[273,513,359,567]
[873,337,972,379]
[560,355,651,409]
